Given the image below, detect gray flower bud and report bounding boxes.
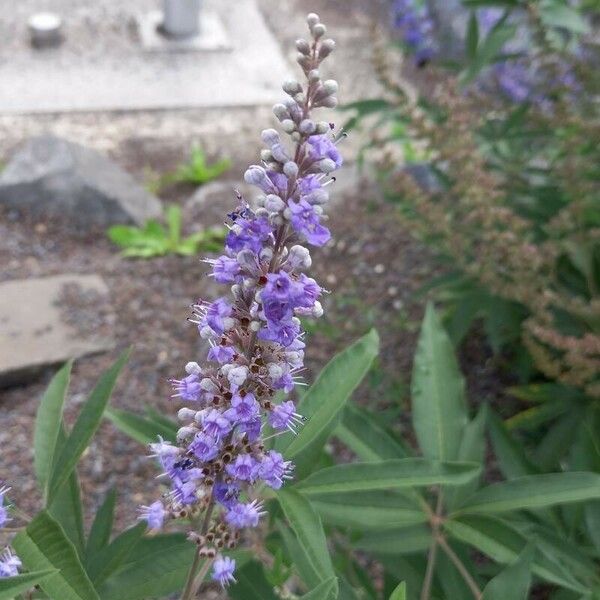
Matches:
[312,23,326,39]
[260,149,273,162]
[291,132,302,142]
[318,39,336,59]
[305,188,329,205]
[177,426,196,442]
[320,96,338,108]
[283,161,299,178]
[283,79,302,95]
[185,361,202,375]
[271,143,290,163]
[289,244,312,269]
[315,121,330,134]
[272,103,289,120]
[296,38,311,55]
[306,13,320,27]
[254,207,269,218]
[265,194,286,213]
[319,158,336,173]
[200,378,218,392]
[293,92,306,105]
[322,80,338,95]
[244,165,267,185]
[178,407,196,421]
[237,249,258,270]
[261,128,280,146]
[299,119,316,135]
[281,119,296,133]
[308,69,321,83]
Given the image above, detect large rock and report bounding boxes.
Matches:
[0,135,162,228]
[0,274,115,387]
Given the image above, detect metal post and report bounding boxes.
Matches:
[161,0,202,38]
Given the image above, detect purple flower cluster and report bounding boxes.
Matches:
[0,486,21,579]
[140,13,341,588]
[390,0,436,66]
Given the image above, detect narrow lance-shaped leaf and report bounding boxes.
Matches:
[389,581,407,600]
[482,544,533,600]
[277,489,335,584]
[411,303,467,462]
[34,360,72,495]
[85,488,117,565]
[457,472,600,514]
[300,577,339,600]
[296,459,480,495]
[0,569,58,600]
[279,330,379,477]
[12,511,100,600]
[228,561,280,600]
[48,349,130,503]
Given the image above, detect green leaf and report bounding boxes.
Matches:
[105,406,177,445]
[487,410,538,480]
[300,577,339,600]
[85,489,117,564]
[411,303,467,461]
[97,533,195,600]
[47,426,85,557]
[12,511,100,600]
[389,581,407,600]
[466,12,479,60]
[296,459,480,495]
[34,360,72,494]
[540,0,589,33]
[280,330,379,477]
[310,490,426,529]
[482,544,533,600]
[277,522,322,589]
[336,404,409,461]
[87,522,146,587]
[444,515,586,593]
[165,204,182,247]
[277,489,334,584]
[48,350,130,502]
[229,561,280,600]
[355,524,432,555]
[0,569,58,600]
[106,225,142,247]
[446,405,487,510]
[457,473,600,514]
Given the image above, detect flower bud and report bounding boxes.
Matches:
[299,119,316,135]
[318,39,335,59]
[185,361,202,375]
[265,194,286,213]
[312,301,324,318]
[320,96,338,109]
[283,79,302,95]
[319,158,336,173]
[322,80,338,95]
[272,103,289,120]
[283,161,299,178]
[178,407,197,421]
[306,13,320,27]
[237,249,258,271]
[250,320,261,331]
[315,121,330,134]
[271,143,289,163]
[228,366,248,387]
[200,378,218,392]
[295,38,311,55]
[308,69,320,83]
[305,188,329,205]
[312,23,326,39]
[244,165,267,186]
[261,128,280,146]
[281,119,296,133]
[288,245,312,269]
[177,426,196,442]
[291,132,302,142]
[293,92,306,105]
[260,149,273,162]
[268,364,283,379]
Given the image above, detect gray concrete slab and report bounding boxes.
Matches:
[0,0,290,114]
[0,275,115,387]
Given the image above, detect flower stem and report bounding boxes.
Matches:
[420,491,444,600]
[437,535,482,600]
[181,546,203,600]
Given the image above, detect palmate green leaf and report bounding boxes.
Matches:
[228,561,280,600]
[278,330,379,478]
[355,524,431,556]
[444,515,586,593]
[85,489,116,565]
[411,303,467,462]
[296,459,480,495]
[457,473,600,514]
[336,404,409,461]
[34,360,72,494]
[310,490,426,529]
[105,406,177,445]
[299,576,338,600]
[277,489,335,585]
[48,350,130,503]
[13,511,100,600]
[482,544,533,600]
[389,581,407,600]
[97,533,195,600]
[0,569,57,600]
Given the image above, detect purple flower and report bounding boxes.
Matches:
[225,392,260,424]
[171,479,198,505]
[225,500,265,528]
[273,372,294,393]
[259,317,301,347]
[226,217,272,254]
[208,255,241,284]
[212,555,236,587]
[0,487,10,529]
[138,501,166,531]
[202,409,232,439]
[269,400,303,432]
[259,451,293,489]
[308,135,343,169]
[298,175,322,195]
[170,373,202,402]
[288,199,331,246]
[0,549,20,578]
[205,299,233,335]
[391,0,436,66]
[189,432,219,461]
[239,417,262,442]
[214,482,240,508]
[207,344,236,364]
[226,454,259,482]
